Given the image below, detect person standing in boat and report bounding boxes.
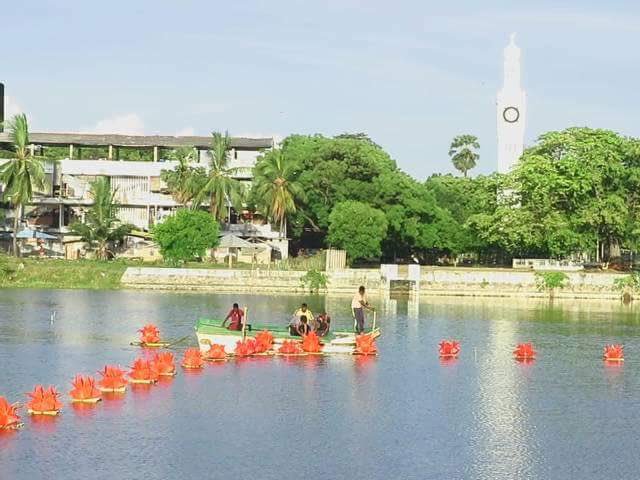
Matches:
[222,303,244,331]
[352,286,374,334]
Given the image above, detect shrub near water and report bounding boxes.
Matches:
[153,209,220,265]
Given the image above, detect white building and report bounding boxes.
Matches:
[0,132,289,258]
[496,33,527,174]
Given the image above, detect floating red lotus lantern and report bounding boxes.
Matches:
[355,334,378,356]
[26,385,62,415]
[204,343,227,361]
[513,343,536,360]
[603,344,624,362]
[0,396,22,430]
[181,348,204,368]
[69,375,102,403]
[235,339,257,357]
[128,358,159,384]
[278,340,304,355]
[152,352,176,376]
[438,340,460,359]
[302,332,322,353]
[138,324,161,345]
[97,365,128,393]
[254,330,274,353]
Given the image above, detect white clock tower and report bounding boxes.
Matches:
[497,33,526,174]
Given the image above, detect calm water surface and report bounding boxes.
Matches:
[0,289,639,479]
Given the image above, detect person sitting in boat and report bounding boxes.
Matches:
[314,313,331,337]
[297,315,312,336]
[221,303,244,331]
[289,303,314,335]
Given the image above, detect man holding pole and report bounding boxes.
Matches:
[351,285,374,334]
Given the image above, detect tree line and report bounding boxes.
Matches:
[2,112,640,265]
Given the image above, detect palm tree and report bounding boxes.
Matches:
[449,135,480,177]
[194,131,244,221]
[0,114,45,256]
[252,149,305,237]
[70,177,132,260]
[160,147,204,207]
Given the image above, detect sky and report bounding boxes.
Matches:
[3,0,640,179]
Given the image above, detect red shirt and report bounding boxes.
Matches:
[226,308,244,330]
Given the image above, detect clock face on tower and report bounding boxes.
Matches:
[503,106,520,123]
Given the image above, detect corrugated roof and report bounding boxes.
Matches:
[0,132,273,149]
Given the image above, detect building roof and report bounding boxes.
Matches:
[0,132,273,150]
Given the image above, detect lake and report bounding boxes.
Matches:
[0,289,639,479]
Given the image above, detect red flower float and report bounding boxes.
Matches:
[235,339,257,357]
[254,330,274,353]
[152,352,177,376]
[128,358,159,384]
[603,344,624,362]
[0,396,22,430]
[181,348,204,368]
[138,324,161,345]
[438,340,460,359]
[26,385,63,416]
[513,343,536,360]
[204,343,227,361]
[69,375,102,404]
[302,332,322,353]
[97,365,128,393]
[355,334,378,356]
[278,340,304,355]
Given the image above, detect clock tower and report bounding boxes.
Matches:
[497,33,526,174]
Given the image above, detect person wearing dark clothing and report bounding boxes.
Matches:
[315,313,331,337]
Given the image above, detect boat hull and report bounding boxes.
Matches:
[195,319,380,355]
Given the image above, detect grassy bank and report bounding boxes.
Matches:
[0,254,326,290]
[0,258,130,289]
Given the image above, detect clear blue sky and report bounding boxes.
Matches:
[3,1,639,179]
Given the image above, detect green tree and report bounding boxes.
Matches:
[252,149,305,237]
[70,177,133,260]
[468,128,638,261]
[327,201,388,262]
[449,135,480,177]
[160,147,205,207]
[278,134,396,239]
[0,114,45,256]
[153,209,220,264]
[194,131,244,221]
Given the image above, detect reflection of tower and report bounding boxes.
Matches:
[497,33,526,174]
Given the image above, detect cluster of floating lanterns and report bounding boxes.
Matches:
[438,340,625,363]
[0,323,378,432]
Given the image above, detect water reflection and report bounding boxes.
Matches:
[1,290,640,479]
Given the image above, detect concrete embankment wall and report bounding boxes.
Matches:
[419,268,623,300]
[121,267,381,295]
[122,266,627,300]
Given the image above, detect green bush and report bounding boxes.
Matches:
[300,269,328,293]
[613,271,640,292]
[153,209,220,265]
[535,271,569,296]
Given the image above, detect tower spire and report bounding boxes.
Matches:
[496,34,526,174]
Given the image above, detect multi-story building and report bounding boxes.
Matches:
[0,132,289,258]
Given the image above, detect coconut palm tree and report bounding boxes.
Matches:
[0,114,45,256]
[194,131,244,221]
[160,147,205,207]
[252,149,305,237]
[70,177,132,260]
[449,135,480,178]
